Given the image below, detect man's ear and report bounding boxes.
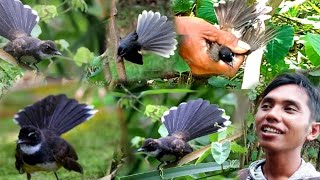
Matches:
[307,122,320,141]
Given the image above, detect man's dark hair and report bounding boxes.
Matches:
[261,72,320,122]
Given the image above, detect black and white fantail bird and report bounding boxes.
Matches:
[208,0,277,67]
[138,98,231,165]
[13,94,97,180]
[117,10,177,65]
[0,0,61,70]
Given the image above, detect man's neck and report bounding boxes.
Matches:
[263,150,302,180]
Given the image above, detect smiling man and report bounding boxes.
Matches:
[240,73,320,180]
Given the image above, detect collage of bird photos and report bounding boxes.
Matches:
[0,0,320,179]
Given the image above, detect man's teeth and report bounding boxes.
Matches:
[263,127,282,134]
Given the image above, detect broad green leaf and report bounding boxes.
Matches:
[173,54,190,74]
[266,26,294,65]
[73,47,94,66]
[172,0,195,14]
[138,89,195,98]
[196,0,218,24]
[195,148,211,164]
[209,133,219,142]
[33,5,58,22]
[302,33,320,66]
[158,124,169,137]
[117,162,238,180]
[211,141,231,165]
[208,76,230,88]
[251,150,258,161]
[231,142,247,153]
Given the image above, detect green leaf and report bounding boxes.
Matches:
[266,26,294,65]
[117,162,238,180]
[307,147,318,158]
[131,136,144,148]
[33,5,58,22]
[56,39,70,51]
[231,142,247,153]
[173,54,190,74]
[138,89,195,98]
[144,105,169,122]
[211,141,231,165]
[218,130,228,142]
[302,33,320,66]
[73,47,94,66]
[195,148,211,164]
[172,0,195,14]
[158,124,169,137]
[209,133,218,142]
[251,150,258,161]
[196,0,218,24]
[208,76,230,88]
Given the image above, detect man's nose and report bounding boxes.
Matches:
[265,106,282,123]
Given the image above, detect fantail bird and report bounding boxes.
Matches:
[209,0,277,67]
[138,98,231,166]
[117,10,177,65]
[0,0,61,70]
[13,94,97,180]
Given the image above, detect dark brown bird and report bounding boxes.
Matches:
[13,94,97,180]
[209,0,278,66]
[138,99,231,167]
[0,0,61,70]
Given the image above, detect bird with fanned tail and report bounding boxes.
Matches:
[138,98,231,167]
[13,94,97,180]
[0,0,61,70]
[117,10,177,65]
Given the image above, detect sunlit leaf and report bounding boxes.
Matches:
[302,33,320,66]
[231,142,247,153]
[144,105,169,122]
[266,26,294,65]
[309,70,320,77]
[33,5,58,22]
[69,0,88,12]
[31,24,42,38]
[73,47,95,66]
[211,141,231,165]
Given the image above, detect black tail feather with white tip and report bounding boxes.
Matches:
[161,99,230,141]
[137,10,177,58]
[13,94,97,135]
[0,0,39,40]
[214,0,278,51]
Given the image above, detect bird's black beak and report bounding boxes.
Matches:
[137,148,145,152]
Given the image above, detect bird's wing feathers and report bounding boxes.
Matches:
[52,141,83,174]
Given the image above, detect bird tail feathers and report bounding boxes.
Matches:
[0,0,39,40]
[13,94,97,135]
[161,99,231,141]
[136,10,177,58]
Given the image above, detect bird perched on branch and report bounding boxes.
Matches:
[138,99,231,166]
[209,0,277,67]
[14,94,97,180]
[117,10,177,65]
[0,0,61,70]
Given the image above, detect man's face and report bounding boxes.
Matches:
[255,84,312,152]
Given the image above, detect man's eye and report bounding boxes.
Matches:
[284,106,297,113]
[261,103,271,109]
